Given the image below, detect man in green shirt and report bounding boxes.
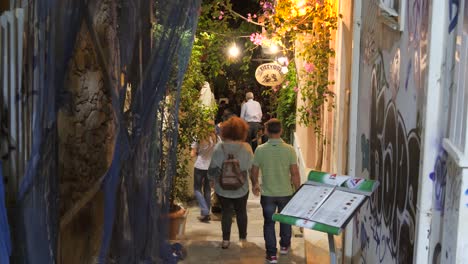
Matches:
[251,118,300,264]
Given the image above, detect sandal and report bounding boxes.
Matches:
[221,240,230,249]
[239,239,247,248]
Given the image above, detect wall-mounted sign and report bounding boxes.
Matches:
[255,63,285,86]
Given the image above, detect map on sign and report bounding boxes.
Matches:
[280,184,365,228]
[280,185,334,221]
[273,170,378,234]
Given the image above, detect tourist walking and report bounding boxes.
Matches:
[191,122,217,222]
[240,92,262,151]
[208,116,254,249]
[250,118,301,264]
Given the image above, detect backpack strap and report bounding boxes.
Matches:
[221,143,244,162]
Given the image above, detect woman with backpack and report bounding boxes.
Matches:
[208,116,256,249]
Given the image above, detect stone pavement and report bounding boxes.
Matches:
[177,194,306,264]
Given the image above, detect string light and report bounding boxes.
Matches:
[270,44,279,54]
[228,43,240,57]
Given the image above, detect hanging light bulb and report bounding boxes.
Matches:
[270,44,279,54]
[228,43,240,57]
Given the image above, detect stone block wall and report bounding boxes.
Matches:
[57,19,115,263]
[58,24,114,217]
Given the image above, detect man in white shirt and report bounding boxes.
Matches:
[240,92,263,151]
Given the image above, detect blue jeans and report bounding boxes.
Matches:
[194,168,211,216]
[261,195,292,256]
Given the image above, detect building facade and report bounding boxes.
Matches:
[295,0,468,263]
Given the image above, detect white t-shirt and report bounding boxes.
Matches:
[191,136,217,170]
[240,99,262,122]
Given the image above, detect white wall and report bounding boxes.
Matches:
[350,0,431,263]
[349,0,468,263]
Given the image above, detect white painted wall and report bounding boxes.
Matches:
[344,0,362,262]
[349,0,431,263]
[347,0,468,263]
[414,0,449,262]
[291,0,468,263]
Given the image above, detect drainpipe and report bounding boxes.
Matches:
[344,0,362,262]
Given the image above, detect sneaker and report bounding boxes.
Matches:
[197,215,211,222]
[266,255,278,263]
[280,246,289,255]
[221,240,230,249]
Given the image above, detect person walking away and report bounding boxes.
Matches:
[191,122,217,222]
[240,92,262,151]
[250,118,301,264]
[208,117,254,249]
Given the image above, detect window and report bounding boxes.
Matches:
[444,0,468,166]
[378,0,406,31]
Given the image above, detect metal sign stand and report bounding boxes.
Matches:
[328,233,337,264]
[272,170,380,264]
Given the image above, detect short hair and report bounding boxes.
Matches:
[220,116,249,141]
[222,108,235,121]
[265,118,282,134]
[246,92,254,100]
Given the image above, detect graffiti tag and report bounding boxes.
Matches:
[360,53,421,263]
[465,188,468,207]
[429,151,448,212]
[449,0,459,33]
[361,134,370,173]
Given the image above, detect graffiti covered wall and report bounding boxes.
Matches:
[352,0,430,263]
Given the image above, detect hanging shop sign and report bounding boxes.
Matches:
[255,63,285,86]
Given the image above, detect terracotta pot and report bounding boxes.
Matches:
[168,207,188,240]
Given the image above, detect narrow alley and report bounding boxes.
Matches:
[1,0,468,263]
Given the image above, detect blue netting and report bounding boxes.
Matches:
[0,162,12,263]
[8,0,201,263]
[15,1,84,263]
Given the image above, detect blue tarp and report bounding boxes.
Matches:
[0,162,12,263]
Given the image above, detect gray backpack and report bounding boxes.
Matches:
[219,144,246,190]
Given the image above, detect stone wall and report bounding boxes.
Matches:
[58,23,114,215]
[57,15,115,264]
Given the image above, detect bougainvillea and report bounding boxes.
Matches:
[226,0,339,135]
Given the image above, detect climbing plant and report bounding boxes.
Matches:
[172,37,217,205]
[224,0,339,135]
[263,60,298,143]
[196,0,258,82]
[163,0,259,205]
[275,61,298,142]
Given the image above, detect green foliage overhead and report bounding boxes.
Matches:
[245,0,339,136]
[196,0,258,82]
